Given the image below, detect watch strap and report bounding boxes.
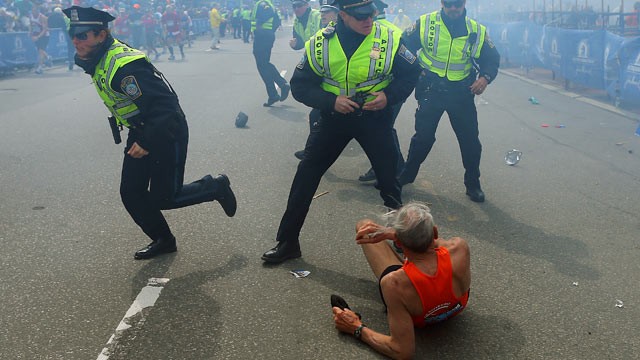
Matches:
[354,324,366,339]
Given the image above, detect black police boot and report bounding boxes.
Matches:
[261,241,301,264]
[211,174,237,217]
[465,185,485,203]
[358,167,376,182]
[134,235,177,260]
[280,83,290,102]
[263,96,280,107]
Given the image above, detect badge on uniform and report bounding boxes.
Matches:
[398,44,416,64]
[370,47,381,60]
[121,75,142,100]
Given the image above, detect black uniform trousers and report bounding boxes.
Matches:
[401,82,482,188]
[276,110,402,245]
[120,119,219,241]
[252,29,286,100]
[242,20,251,42]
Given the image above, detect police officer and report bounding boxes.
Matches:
[261,0,421,264]
[241,5,252,43]
[358,0,406,183]
[398,0,500,203]
[251,0,290,106]
[63,6,237,259]
[289,0,321,50]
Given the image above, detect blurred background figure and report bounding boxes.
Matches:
[392,8,413,31]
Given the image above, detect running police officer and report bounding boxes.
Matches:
[63,6,237,259]
[289,0,321,50]
[261,0,421,264]
[251,0,290,106]
[398,0,500,203]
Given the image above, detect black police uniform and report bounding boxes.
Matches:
[252,0,290,106]
[65,6,237,259]
[399,8,500,202]
[262,15,422,263]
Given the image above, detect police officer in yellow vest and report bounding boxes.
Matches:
[251,0,290,106]
[261,0,421,264]
[63,6,237,260]
[289,0,321,50]
[241,5,252,43]
[398,0,499,203]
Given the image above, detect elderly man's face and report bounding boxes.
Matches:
[442,0,465,19]
[320,10,337,26]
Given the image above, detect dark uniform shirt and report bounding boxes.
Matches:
[291,20,422,116]
[403,9,500,84]
[76,37,182,151]
[254,0,275,30]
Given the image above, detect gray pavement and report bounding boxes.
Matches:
[1,29,639,360]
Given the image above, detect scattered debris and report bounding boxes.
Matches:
[529,96,540,105]
[572,282,579,286]
[635,123,640,136]
[504,149,522,166]
[541,124,550,128]
[235,112,248,128]
[313,191,329,199]
[290,270,310,278]
[555,124,566,128]
[615,299,624,308]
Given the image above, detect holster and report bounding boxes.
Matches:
[108,116,122,144]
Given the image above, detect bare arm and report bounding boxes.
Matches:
[355,219,397,244]
[332,275,416,359]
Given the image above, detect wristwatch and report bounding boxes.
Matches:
[354,324,366,339]
[482,74,492,83]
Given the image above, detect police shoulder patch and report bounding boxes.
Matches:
[297,53,307,70]
[121,75,142,99]
[398,44,416,64]
[485,35,496,49]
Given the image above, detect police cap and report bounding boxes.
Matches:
[337,0,376,16]
[291,0,309,7]
[320,0,339,12]
[62,6,115,36]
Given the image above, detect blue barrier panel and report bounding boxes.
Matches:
[619,38,640,103]
[0,32,39,67]
[47,29,71,61]
[563,29,606,89]
[192,18,210,35]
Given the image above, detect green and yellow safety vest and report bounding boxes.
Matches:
[293,9,321,41]
[251,0,275,31]
[92,40,147,128]
[242,9,251,21]
[305,22,401,98]
[418,11,485,81]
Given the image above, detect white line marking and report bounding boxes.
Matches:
[96,278,170,360]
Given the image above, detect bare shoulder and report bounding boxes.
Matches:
[380,268,414,299]
[436,237,470,255]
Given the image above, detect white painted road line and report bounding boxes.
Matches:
[96,278,170,360]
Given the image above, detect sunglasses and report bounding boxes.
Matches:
[444,1,464,8]
[292,3,306,8]
[70,30,92,40]
[351,12,373,21]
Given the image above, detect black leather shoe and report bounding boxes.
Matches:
[213,174,237,217]
[134,236,177,260]
[294,150,305,160]
[261,241,301,264]
[358,168,376,182]
[280,83,290,102]
[466,187,485,203]
[263,96,280,107]
[330,294,362,319]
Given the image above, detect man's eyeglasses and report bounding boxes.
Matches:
[351,12,373,21]
[443,0,464,8]
[70,30,91,40]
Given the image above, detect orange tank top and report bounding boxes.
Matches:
[403,247,469,327]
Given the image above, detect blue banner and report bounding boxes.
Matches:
[0,29,70,70]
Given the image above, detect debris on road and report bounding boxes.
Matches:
[529,96,540,105]
[313,191,329,199]
[290,270,310,278]
[504,149,522,166]
[615,299,624,308]
[235,111,248,128]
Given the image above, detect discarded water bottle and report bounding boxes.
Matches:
[504,149,522,166]
[529,96,539,105]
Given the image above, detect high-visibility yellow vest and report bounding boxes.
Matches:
[251,0,275,31]
[305,22,401,98]
[293,9,321,41]
[92,40,147,128]
[417,11,485,81]
[242,9,251,20]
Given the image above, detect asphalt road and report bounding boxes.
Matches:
[1,29,639,360]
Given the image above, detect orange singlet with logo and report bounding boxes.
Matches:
[403,247,469,327]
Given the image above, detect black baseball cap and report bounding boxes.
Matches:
[63,6,115,36]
